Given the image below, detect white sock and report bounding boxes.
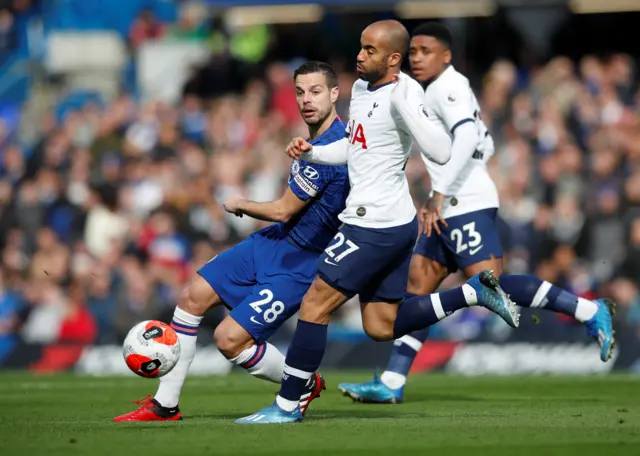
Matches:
[428,285,478,320]
[461,284,479,306]
[154,307,203,408]
[229,342,285,384]
[380,371,406,389]
[275,395,299,412]
[575,297,599,323]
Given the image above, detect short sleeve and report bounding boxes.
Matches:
[289,160,332,201]
[434,81,476,134]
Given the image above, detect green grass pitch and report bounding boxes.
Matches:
[1,371,638,456]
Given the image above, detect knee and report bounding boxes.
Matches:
[361,308,395,341]
[362,320,394,341]
[178,277,218,316]
[214,322,253,359]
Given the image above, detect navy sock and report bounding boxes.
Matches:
[280,320,327,402]
[386,328,429,376]
[393,287,468,339]
[499,274,578,316]
[386,292,429,376]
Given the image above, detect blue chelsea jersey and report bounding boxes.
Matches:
[282,118,349,253]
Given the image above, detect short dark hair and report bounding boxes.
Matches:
[293,61,339,88]
[412,22,453,49]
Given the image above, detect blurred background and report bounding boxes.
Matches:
[0,0,638,376]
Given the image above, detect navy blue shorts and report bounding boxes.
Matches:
[198,226,318,343]
[414,208,503,272]
[317,218,419,303]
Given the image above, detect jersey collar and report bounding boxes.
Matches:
[367,80,394,92]
[308,117,343,145]
[422,64,453,90]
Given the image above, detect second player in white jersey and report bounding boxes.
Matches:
[421,65,499,219]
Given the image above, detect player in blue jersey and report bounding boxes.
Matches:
[337,22,616,405]
[114,61,350,422]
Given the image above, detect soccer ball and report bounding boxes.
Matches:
[122,320,181,378]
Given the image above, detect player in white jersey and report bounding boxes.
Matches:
[238,20,520,425]
[337,22,617,405]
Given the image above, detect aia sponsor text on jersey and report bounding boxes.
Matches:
[348,120,367,149]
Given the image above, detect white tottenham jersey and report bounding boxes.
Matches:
[303,75,432,229]
[422,65,499,218]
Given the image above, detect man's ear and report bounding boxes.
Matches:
[444,49,452,66]
[388,52,402,68]
[330,86,339,104]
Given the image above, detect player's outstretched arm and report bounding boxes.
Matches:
[223,188,308,223]
[286,136,349,165]
[390,73,451,165]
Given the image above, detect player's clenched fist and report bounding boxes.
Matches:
[223,194,246,217]
[286,137,312,159]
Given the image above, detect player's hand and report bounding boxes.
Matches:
[223,194,246,217]
[286,137,312,159]
[423,192,448,237]
[390,72,408,104]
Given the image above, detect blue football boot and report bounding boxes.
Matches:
[338,371,404,404]
[468,271,520,328]
[584,298,616,362]
[236,402,303,424]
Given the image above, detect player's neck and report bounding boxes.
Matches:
[308,113,337,141]
[369,70,400,90]
[423,64,451,88]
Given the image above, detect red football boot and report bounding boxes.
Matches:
[299,372,327,416]
[113,395,183,422]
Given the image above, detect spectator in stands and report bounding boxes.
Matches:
[30,226,69,284]
[0,7,16,53]
[607,277,640,336]
[28,282,97,373]
[619,217,640,286]
[84,183,129,260]
[112,252,167,341]
[166,3,207,43]
[582,184,625,281]
[1,144,25,185]
[129,8,166,51]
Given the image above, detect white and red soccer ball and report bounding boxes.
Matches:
[123,320,181,378]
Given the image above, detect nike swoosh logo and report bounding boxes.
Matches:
[324,258,338,266]
[469,245,483,255]
[250,316,264,326]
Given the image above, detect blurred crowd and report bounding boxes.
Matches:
[0,13,639,362]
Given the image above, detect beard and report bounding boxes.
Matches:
[357,60,388,83]
[303,108,330,126]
